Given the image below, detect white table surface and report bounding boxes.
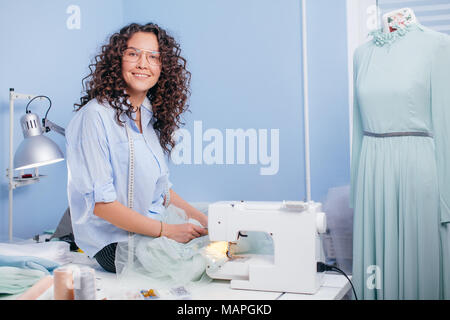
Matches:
[0,247,351,301]
[68,252,351,300]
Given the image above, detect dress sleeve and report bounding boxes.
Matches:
[350,48,364,209]
[66,109,117,205]
[431,33,450,224]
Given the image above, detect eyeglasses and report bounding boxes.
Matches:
[122,47,162,66]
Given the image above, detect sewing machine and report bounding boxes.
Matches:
[207,200,327,294]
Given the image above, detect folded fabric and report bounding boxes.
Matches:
[0,241,71,265]
[0,255,60,274]
[0,266,47,295]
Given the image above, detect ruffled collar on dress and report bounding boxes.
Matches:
[369,23,423,47]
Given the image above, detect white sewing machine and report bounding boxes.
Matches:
[207,200,327,294]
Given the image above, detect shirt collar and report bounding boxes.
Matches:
[141,97,156,125]
[119,96,155,123]
[141,96,152,113]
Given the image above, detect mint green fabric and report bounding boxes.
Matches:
[0,255,59,274]
[115,204,211,287]
[0,267,46,295]
[351,23,450,299]
[115,203,275,289]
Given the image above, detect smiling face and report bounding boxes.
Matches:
[122,32,162,104]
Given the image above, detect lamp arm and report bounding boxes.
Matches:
[43,119,65,137]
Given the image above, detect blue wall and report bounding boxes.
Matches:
[0,0,350,240]
[122,0,307,202]
[306,0,350,203]
[122,0,350,203]
[0,0,124,240]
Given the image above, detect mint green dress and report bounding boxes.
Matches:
[351,24,450,300]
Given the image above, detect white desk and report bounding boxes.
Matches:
[0,249,351,300]
[68,252,351,300]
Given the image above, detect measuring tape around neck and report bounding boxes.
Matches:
[125,125,135,269]
[125,125,135,210]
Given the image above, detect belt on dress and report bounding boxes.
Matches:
[363,131,433,138]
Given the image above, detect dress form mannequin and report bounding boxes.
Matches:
[352,4,450,299]
[382,8,417,33]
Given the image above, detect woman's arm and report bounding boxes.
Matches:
[94,201,161,237]
[94,200,207,242]
[168,189,208,227]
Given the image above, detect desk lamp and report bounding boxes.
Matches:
[6,88,65,241]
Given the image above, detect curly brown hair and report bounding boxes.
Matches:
[75,22,191,155]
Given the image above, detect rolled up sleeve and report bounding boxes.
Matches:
[67,108,117,209]
[93,180,116,203]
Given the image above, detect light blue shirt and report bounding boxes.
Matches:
[65,97,172,257]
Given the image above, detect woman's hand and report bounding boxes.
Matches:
[168,190,209,228]
[185,207,208,228]
[196,213,208,228]
[162,223,208,243]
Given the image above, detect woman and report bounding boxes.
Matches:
[65,22,208,273]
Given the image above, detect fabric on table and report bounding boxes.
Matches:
[0,255,59,274]
[0,266,47,295]
[0,241,71,265]
[115,202,276,295]
[115,204,211,287]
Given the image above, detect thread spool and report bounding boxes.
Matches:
[53,267,74,300]
[73,266,96,300]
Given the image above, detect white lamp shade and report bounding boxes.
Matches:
[14,135,64,170]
